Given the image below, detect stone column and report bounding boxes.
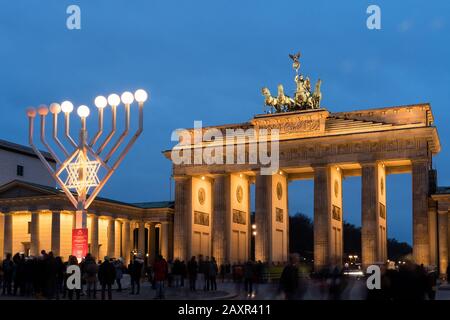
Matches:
[107,218,115,258]
[173,176,192,261]
[121,219,131,265]
[3,213,12,256]
[149,222,156,261]
[160,222,170,260]
[361,162,387,268]
[412,160,431,265]
[255,173,272,263]
[428,200,438,268]
[212,174,230,265]
[313,166,330,271]
[51,211,61,256]
[438,209,448,278]
[361,163,378,269]
[138,221,146,256]
[90,215,99,260]
[30,211,40,256]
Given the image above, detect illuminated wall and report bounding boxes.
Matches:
[115,220,121,258]
[38,211,52,253]
[0,214,4,259]
[60,211,74,259]
[12,212,31,254]
[229,173,249,263]
[99,217,108,260]
[191,176,212,258]
[329,166,343,266]
[377,163,387,262]
[271,173,288,263]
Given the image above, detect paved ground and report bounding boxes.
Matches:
[1,275,450,300]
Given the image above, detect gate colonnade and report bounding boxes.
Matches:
[166,104,441,271]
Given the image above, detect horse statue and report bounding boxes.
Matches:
[262,87,282,113]
[276,84,296,111]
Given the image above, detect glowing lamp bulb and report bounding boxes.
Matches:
[37,104,49,116]
[94,96,108,109]
[77,105,90,118]
[121,91,134,105]
[107,94,120,106]
[134,89,148,103]
[49,103,61,114]
[26,107,36,118]
[61,101,74,113]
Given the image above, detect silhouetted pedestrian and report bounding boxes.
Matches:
[187,256,198,291]
[98,256,115,300]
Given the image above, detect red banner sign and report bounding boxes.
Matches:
[72,228,88,262]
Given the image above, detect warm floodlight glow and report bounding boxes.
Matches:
[134,89,148,103]
[77,105,90,118]
[107,94,120,106]
[94,96,108,109]
[49,103,61,114]
[121,91,134,105]
[26,107,36,118]
[37,105,49,116]
[61,101,74,113]
[201,176,205,180]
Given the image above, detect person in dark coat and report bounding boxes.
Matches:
[243,260,254,296]
[187,256,198,291]
[84,254,98,299]
[209,257,218,291]
[44,251,57,299]
[12,253,25,296]
[54,256,65,300]
[128,255,143,295]
[98,256,116,300]
[2,253,13,295]
[279,254,299,300]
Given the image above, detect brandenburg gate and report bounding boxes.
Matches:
[164,54,441,271]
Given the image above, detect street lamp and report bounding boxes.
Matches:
[27,89,148,260]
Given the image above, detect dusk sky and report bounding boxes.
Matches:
[1,1,449,244]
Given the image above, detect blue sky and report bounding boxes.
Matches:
[1,1,449,244]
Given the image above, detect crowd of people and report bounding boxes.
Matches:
[0,250,446,300]
[0,250,169,300]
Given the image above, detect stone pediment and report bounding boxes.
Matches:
[0,180,58,199]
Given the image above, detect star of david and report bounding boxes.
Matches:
[61,152,100,195]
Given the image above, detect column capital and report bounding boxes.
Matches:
[311,163,329,170]
[173,175,191,182]
[359,161,378,168]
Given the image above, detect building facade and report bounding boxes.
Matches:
[0,180,174,265]
[0,139,56,187]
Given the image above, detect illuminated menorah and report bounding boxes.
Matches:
[26,89,148,230]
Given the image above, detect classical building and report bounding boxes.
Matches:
[166,103,443,272]
[0,180,174,265]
